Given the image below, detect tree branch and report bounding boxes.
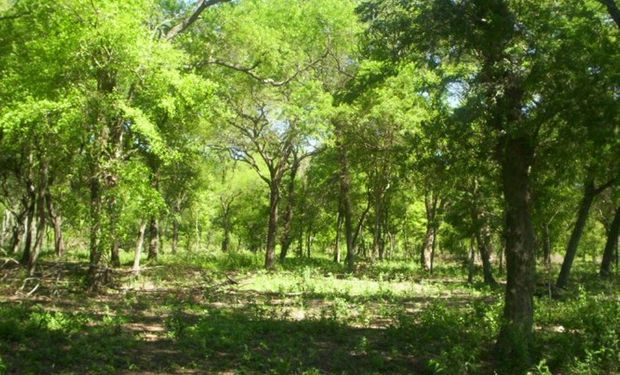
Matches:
[165,0,231,40]
[599,0,620,29]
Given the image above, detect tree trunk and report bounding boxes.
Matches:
[87,177,104,291]
[27,176,47,276]
[339,149,355,271]
[600,205,620,278]
[496,136,537,367]
[556,181,596,289]
[171,219,179,254]
[476,228,497,285]
[421,192,438,271]
[429,230,437,274]
[280,159,299,261]
[265,182,280,269]
[421,225,435,271]
[110,238,121,267]
[372,187,383,260]
[9,210,25,255]
[334,208,343,263]
[21,180,36,266]
[133,220,147,274]
[467,237,475,284]
[147,217,160,261]
[0,211,8,249]
[47,196,64,257]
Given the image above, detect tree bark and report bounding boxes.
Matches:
[476,226,497,285]
[9,209,25,255]
[280,158,299,261]
[21,178,36,266]
[600,205,620,278]
[87,177,104,291]
[467,237,476,284]
[496,136,537,367]
[556,180,597,289]
[0,211,8,249]
[171,219,179,254]
[599,0,620,29]
[334,208,343,263]
[421,192,438,271]
[46,194,64,257]
[265,182,280,269]
[147,217,160,260]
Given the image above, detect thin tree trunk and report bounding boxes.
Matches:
[9,210,25,255]
[172,219,179,254]
[0,211,7,248]
[600,205,620,278]
[556,181,597,289]
[28,176,47,276]
[421,225,435,271]
[421,192,438,271]
[87,177,104,291]
[265,182,280,268]
[334,208,343,263]
[430,230,437,275]
[468,237,475,284]
[147,217,160,260]
[46,195,64,257]
[476,227,497,285]
[110,238,121,267]
[372,187,383,260]
[21,180,36,265]
[280,159,299,261]
[133,221,147,274]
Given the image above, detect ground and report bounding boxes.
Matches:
[0,251,618,374]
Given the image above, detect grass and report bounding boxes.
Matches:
[0,249,618,374]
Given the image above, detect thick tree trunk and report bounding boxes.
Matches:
[556,181,596,289]
[133,220,147,274]
[265,183,280,269]
[496,136,537,367]
[600,205,620,278]
[147,217,160,261]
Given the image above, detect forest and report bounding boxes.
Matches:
[0,0,619,374]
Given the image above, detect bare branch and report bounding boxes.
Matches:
[204,48,330,87]
[165,0,232,40]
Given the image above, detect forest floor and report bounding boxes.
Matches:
[0,251,618,374]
